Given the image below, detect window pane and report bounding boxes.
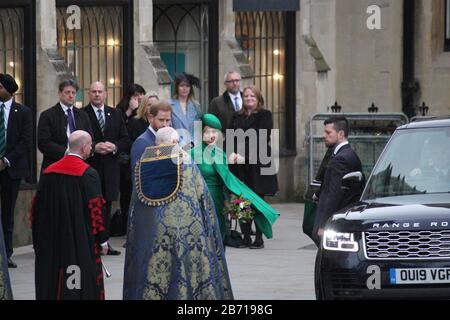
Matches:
[154,4,209,110]
[0,8,24,103]
[236,11,286,149]
[57,6,123,107]
[447,0,450,39]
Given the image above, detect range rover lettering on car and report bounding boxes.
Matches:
[316,118,450,300]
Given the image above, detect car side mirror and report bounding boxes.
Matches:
[341,171,364,191]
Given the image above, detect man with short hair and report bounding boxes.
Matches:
[82,81,130,256]
[32,130,109,300]
[208,71,243,133]
[0,73,31,271]
[130,100,173,172]
[38,79,93,171]
[312,117,364,244]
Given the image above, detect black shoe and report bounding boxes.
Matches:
[8,258,17,268]
[107,245,121,256]
[249,241,264,249]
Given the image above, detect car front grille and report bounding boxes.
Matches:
[364,230,450,260]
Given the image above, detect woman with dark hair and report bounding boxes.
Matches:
[127,92,159,141]
[116,83,146,125]
[114,83,146,237]
[229,86,279,249]
[169,73,202,148]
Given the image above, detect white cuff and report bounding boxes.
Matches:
[2,157,10,167]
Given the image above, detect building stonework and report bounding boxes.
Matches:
[8,0,450,246]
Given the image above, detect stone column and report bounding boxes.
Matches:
[133,0,171,100]
[218,0,253,88]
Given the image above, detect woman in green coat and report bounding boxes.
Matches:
[189,114,279,245]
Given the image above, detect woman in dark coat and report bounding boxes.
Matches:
[115,84,146,236]
[229,85,279,249]
[127,92,159,141]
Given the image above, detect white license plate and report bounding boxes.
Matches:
[390,268,450,285]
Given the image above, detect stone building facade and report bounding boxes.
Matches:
[0,0,449,246]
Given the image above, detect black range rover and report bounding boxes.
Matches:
[316,118,450,300]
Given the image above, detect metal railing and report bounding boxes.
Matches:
[306,113,409,189]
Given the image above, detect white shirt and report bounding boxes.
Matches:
[334,141,349,155]
[91,104,105,121]
[60,102,75,138]
[1,98,13,136]
[148,125,157,137]
[228,92,242,111]
[67,152,84,160]
[0,98,13,166]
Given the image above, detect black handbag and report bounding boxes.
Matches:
[224,219,244,248]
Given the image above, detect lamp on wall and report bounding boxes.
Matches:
[273,73,283,80]
[107,39,119,46]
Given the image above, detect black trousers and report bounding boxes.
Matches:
[103,201,112,240]
[119,163,132,228]
[0,172,21,258]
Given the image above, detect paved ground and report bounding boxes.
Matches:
[8,203,317,300]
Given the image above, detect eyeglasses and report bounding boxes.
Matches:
[225,79,241,84]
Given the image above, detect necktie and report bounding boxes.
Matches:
[97,109,105,133]
[67,107,76,134]
[0,104,5,158]
[234,96,240,111]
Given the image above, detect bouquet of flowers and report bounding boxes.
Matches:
[225,194,255,222]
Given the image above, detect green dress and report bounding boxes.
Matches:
[190,143,279,239]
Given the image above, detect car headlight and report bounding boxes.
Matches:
[323,230,359,252]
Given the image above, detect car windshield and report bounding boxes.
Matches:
[362,126,450,200]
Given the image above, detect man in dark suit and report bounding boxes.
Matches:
[312,117,363,245]
[38,79,93,171]
[130,101,172,173]
[208,71,243,134]
[0,74,32,268]
[83,81,130,256]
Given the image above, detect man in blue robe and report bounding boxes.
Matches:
[123,127,233,300]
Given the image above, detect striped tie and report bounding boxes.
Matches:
[0,104,5,158]
[97,109,105,133]
[234,96,240,111]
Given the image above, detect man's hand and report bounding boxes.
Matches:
[126,96,139,117]
[104,142,117,154]
[0,159,7,172]
[312,193,319,203]
[100,243,109,256]
[95,142,109,155]
[317,228,324,238]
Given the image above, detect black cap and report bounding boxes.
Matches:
[0,74,19,96]
[175,72,201,89]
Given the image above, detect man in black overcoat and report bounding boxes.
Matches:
[0,74,32,268]
[83,81,130,255]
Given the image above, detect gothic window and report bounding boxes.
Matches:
[57,5,125,107]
